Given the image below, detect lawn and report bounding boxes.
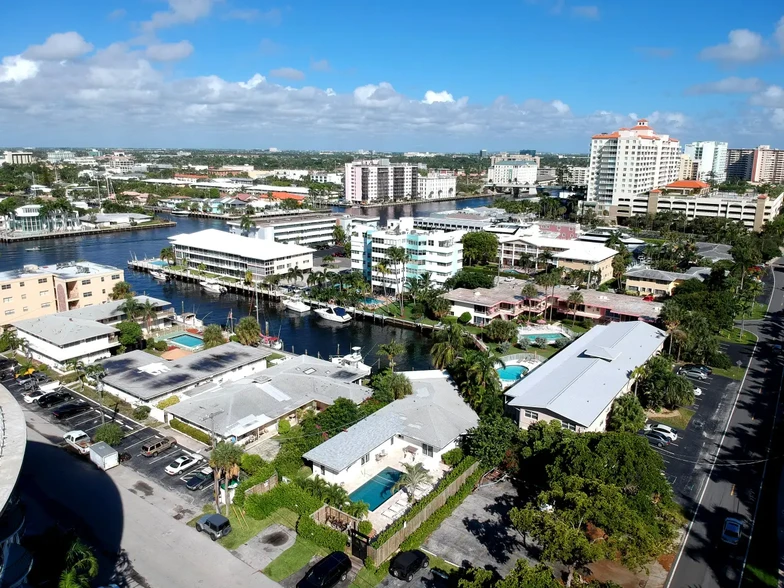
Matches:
[712,365,747,381]
[264,537,328,581]
[188,506,298,551]
[375,301,439,325]
[649,407,696,430]
[718,328,758,345]
[736,302,767,321]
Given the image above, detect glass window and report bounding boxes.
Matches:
[2,297,10,303]
[4,310,13,316]
[524,410,539,421]
[0,284,10,290]
[83,292,92,298]
[422,444,434,458]
[38,278,48,284]
[81,279,91,285]
[361,453,370,465]
[41,302,51,308]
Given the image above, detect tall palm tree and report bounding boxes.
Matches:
[567,291,584,326]
[323,484,350,509]
[286,266,304,287]
[120,296,141,321]
[139,299,158,334]
[375,262,390,297]
[332,224,346,245]
[464,351,502,406]
[405,276,421,306]
[538,250,554,271]
[386,246,408,317]
[418,272,434,300]
[66,360,87,391]
[209,441,244,515]
[521,283,539,322]
[377,340,405,372]
[244,270,254,285]
[393,462,433,502]
[430,323,467,369]
[518,252,533,274]
[661,302,686,355]
[239,214,255,236]
[109,281,133,300]
[159,245,175,266]
[202,324,225,349]
[83,363,106,424]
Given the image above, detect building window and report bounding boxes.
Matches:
[111,274,120,280]
[320,465,325,475]
[21,294,26,300]
[561,421,577,432]
[4,310,13,316]
[41,302,51,308]
[81,279,91,285]
[524,410,539,421]
[22,307,28,312]
[83,292,92,298]
[101,277,105,282]
[39,290,48,296]
[38,278,48,284]
[0,285,10,290]
[2,297,10,303]
[19,282,24,287]
[422,444,434,458]
[361,453,370,465]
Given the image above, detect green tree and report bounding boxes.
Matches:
[606,394,646,433]
[0,330,22,354]
[286,265,304,286]
[464,415,523,469]
[457,350,502,414]
[386,246,408,317]
[159,245,175,266]
[239,213,255,236]
[244,270,254,285]
[58,539,99,588]
[443,269,495,290]
[430,323,468,369]
[93,422,124,446]
[210,441,244,515]
[634,355,694,410]
[612,254,627,290]
[139,299,158,334]
[109,281,133,300]
[483,319,518,343]
[234,316,261,346]
[120,296,141,320]
[377,340,405,371]
[462,232,499,266]
[202,324,225,349]
[116,320,143,348]
[332,224,346,245]
[371,369,414,403]
[427,296,452,319]
[392,462,434,501]
[521,282,540,322]
[567,290,584,326]
[660,300,686,355]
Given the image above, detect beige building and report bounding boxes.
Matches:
[752,145,784,184]
[678,154,698,180]
[624,267,710,298]
[0,262,124,325]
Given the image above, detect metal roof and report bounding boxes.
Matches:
[57,295,170,323]
[13,315,118,347]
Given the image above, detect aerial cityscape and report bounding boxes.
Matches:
[1,2,783,588]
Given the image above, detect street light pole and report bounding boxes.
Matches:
[199,407,224,449]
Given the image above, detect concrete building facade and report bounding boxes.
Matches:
[487,160,537,186]
[417,170,457,200]
[344,160,420,203]
[684,141,728,183]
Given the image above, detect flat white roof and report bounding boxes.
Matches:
[500,235,617,263]
[169,228,314,261]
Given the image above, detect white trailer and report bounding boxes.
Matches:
[89,442,119,471]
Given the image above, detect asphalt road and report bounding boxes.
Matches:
[667,264,784,588]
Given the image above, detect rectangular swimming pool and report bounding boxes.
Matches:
[150,260,168,267]
[521,333,564,342]
[169,333,204,349]
[348,467,403,511]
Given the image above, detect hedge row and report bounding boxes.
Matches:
[297,515,348,553]
[169,419,211,445]
[244,483,323,520]
[372,456,477,546]
[233,464,278,508]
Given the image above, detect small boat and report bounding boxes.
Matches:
[314,305,352,323]
[283,295,310,313]
[260,335,283,350]
[170,210,190,216]
[149,270,169,281]
[25,247,40,251]
[200,279,227,294]
[331,347,371,375]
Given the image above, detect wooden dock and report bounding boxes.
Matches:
[0,221,176,243]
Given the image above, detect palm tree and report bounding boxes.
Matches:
[109,281,133,300]
[538,250,554,271]
[234,316,261,346]
[521,282,539,322]
[139,299,158,334]
[286,266,304,287]
[197,263,207,275]
[83,363,106,424]
[202,324,225,349]
[430,323,468,369]
[463,351,501,410]
[518,252,533,274]
[332,224,346,245]
[418,272,434,301]
[58,539,99,588]
[405,276,421,306]
[386,246,408,317]
[323,484,350,509]
[661,302,686,355]
[244,270,254,285]
[375,262,390,296]
[159,245,175,266]
[567,290,583,326]
[377,340,405,372]
[239,214,254,236]
[393,462,433,501]
[209,441,244,515]
[612,254,627,291]
[120,296,141,321]
[66,360,87,391]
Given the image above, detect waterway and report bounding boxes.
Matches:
[1,196,492,371]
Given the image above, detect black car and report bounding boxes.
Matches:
[185,470,212,491]
[390,550,429,582]
[297,552,351,588]
[51,401,91,419]
[195,513,232,541]
[36,391,73,408]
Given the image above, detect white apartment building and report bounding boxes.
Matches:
[344,160,420,203]
[684,141,728,183]
[418,170,457,200]
[229,214,379,245]
[487,160,538,186]
[169,228,314,279]
[46,150,75,163]
[587,119,680,206]
[2,151,33,165]
[311,172,344,185]
[351,217,464,293]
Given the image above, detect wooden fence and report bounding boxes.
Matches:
[311,504,361,533]
[244,473,278,498]
[367,461,480,564]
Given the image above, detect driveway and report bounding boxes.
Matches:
[423,480,532,575]
[235,524,296,571]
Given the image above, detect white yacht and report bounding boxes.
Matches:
[331,347,371,375]
[200,279,227,294]
[149,269,169,281]
[170,209,190,216]
[314,305,352,323]
[283,295,310,313]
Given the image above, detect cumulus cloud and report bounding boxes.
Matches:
[686,77,765,95]
[238,73,266,89]
[699,29,769,64]
[143,0,217,31]
[423,90,454,104]
[311,59,331,72]
[145,40,194,62]
[0,56,39,83]
[571,5,599,19]
[25,32,94,61]
[269,67,305,80]
[750,85,784,108]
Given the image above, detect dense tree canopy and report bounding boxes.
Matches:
[462,232,499,266]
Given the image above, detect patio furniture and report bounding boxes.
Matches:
[375,450,387,462]
[403,446,419,460]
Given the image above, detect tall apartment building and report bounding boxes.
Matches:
[489,153,541,166]
[587,119,680,206]
[344,160,420,203]
[351,217,464,292]
[0,261,125,325]
[678,154,698,180]
[487,160,538,186]
[683,141,728,183]
[726,148,755,180]
[228,214,379,246]
[751,146,784,184]
[418,170,457,200]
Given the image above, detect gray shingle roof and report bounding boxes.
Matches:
[13,315,118,347]
[624,268,701,282]
[506,322,666,428]
[58,295,170,323]
[303,371,478,472]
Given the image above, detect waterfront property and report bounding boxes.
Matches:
[12,315,119,370]
[228,213,379,247]
[624,267,710,298]
[0,261,125,325]
[56,295,174,331]
[168,228,314,280]
[505,322,666,432]
[344,159,421,203]
[351,217,465,291]
[165,355,371,445]
[79,212,152,228]
[3,204,82,235]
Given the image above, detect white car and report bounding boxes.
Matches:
[23,389,47,404]
[645,423,678,442]
[164,455,201,476]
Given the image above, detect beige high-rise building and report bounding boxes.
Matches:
[678,154,698,180]
[752,146,784,183]
[0,262,125,325]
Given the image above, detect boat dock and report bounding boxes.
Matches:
[0,221,177,243]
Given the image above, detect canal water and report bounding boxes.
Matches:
[1,197,492,371]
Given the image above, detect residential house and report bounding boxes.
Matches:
[624,267,710,298]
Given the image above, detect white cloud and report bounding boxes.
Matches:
[699,29,769,64]
[750,85,784,108]
[776,17,784,52]
[686,77,765,95]
[269,67,304,80]
[571,5,599,19]
[0,55,39,83]
[771,109,784,129]
[238,73,266,89]
[423,90,454,104]
[25,32,93,61]
[145,40,194,62]
[143,0,218,31]
[108,8,126,20]
[551,99,570,114]
[225,8,281,24]
[311,59,331,72]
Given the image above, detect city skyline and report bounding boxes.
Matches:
[1,0,783,151]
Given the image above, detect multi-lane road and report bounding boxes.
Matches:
[667,262,784,587]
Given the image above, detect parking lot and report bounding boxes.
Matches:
[2,369,214,505]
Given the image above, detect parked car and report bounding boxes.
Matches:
[141,436,177,457]
[684,364,712,375]
[645,423,678,442]
[37,391,73,408]
[165,454,201,475]
[23,389,48,404]
[16,374,37,388]
[297,552,351,588]
[640,430,671,448]
[185,467,213,491]
[51,401,91,419]
[721,517,743,545]
[390,550,429,582]
[680,367,707,380]
[195,513,232,541]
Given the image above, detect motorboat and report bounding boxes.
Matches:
[314,305,352,323]
[200,279,227,294]
[283,295,310,313]
[170,210,190,216]
[330,347,371,375]
[259,335,283,350]
[149,269,169,281]
[25,246,40,251]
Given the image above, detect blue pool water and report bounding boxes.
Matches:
[150,260,168,266]
[169,333,204,348]
[362,297,383,305]
[497,365,528,381]
[521,333,564,342]
[349,467,403,511]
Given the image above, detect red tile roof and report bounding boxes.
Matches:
[268,192,305,202]
[666,180,709,189]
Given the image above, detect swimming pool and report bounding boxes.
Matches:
[349,467,403,511]
[497,365,528,381]
[521,333,564,342]
[168,333,204,349]
[362,297,383,305]
[150,260,168,267]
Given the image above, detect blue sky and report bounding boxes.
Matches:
[0,0,783,151]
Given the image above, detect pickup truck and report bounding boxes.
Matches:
[63,430,92,455]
